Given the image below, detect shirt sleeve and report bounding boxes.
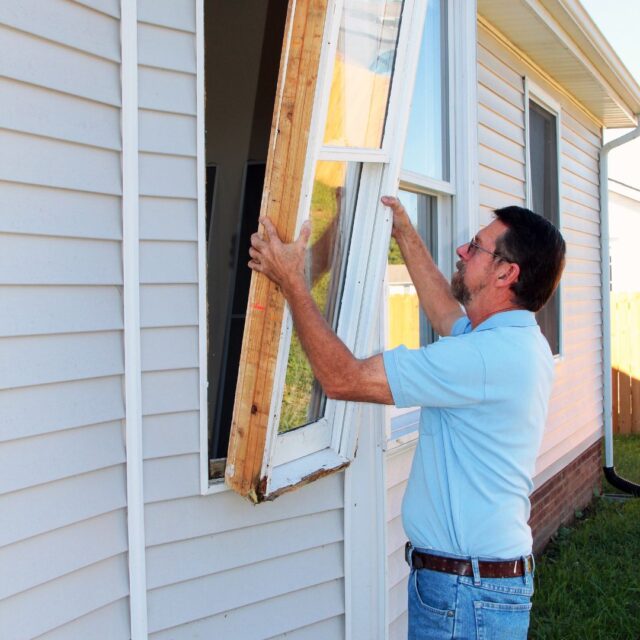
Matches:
[382,336,486,409]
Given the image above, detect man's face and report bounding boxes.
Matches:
[451,220,508,306]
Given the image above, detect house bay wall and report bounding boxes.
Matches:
[0,0,131,638]
[137,1,346,638]
[384,22,605,639]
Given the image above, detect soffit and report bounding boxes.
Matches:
[478,0,640,128]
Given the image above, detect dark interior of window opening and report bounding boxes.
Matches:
[205,0,289,479]
[529,100,560,355]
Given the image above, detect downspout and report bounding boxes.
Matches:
[600,120,640,496]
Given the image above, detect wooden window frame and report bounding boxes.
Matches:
[524,79,565,360]
[217,0,422,502]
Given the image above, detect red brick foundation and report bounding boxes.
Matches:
[529,439,603,555]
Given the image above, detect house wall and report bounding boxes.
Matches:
[0,1,131,638]
[384,22,606,639]
[137,2,347,638]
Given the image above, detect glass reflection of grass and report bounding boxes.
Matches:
[279,178,338,432]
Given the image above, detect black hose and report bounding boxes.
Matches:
[603,466,640,496]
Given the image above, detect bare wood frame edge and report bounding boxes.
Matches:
[225,0,330,501]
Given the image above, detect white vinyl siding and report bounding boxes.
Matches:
[477,24,603,486]
[0,2,129,637]
[137,2,347,637]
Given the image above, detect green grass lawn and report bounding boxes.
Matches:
[529,435,640,639]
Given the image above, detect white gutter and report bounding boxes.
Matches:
[600,120,640,495]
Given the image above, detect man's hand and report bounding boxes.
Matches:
[381,195,413,240]
[248,216,311,296]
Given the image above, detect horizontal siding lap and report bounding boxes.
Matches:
[0,181,121,240]
[0,24,120,106]
[386,481,405,523]
[0,376,125,442]
[138,66,196,115]
[0,465,126,548]
[141,326,199,372]
[138,0,196,33]
[0,421,125,495]
[478,144,525,181]
[477,62,523,109]
[146,509,344,590]
[144,473,344,546]
[139,111,197,157]
[478,124,524,163]
[388,579,408,631]
[147,544,344,634]
[0,234,122,285]
[478,104,523,146]
[266,615,345,640]
[140,241,198,284]
[143,411,200,459]
[33,598,130,640]
[387,514,406,557]
[0,0,120,62]
[142,369,200,416]
[0,78,121,152]
[479,165,525,200]
[389,611,408,640]
[138,22,196,74]
[139,153,197,198]
[0,509,128,601]
[149,580,344,640]
[143,454,200,503]
[73,0,120,19]
[0,286,123,337]
[0,331,124,389]
[140,196,198,241]
[477,41,523,90]
[0,554,129,640]
[140,284,199,327]
[0,130,121,195]
[386,445,415,488]
[536,421,602,474]
[478,84,524,128]
[387,544,408,593]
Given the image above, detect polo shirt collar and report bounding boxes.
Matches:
[473,309,536,332]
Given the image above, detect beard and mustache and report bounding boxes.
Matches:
[451,260,470,305]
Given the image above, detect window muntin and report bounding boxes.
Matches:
[528,98,561,356]
[401,0,448,180]
[322,0,404,149]
[279,161,362,432]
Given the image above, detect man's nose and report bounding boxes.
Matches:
[456,243,469,260]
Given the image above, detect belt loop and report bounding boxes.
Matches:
[471,557,481,586]
[520,555,527,584]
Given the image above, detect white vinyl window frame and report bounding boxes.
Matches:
[382,0,471,450]
[524,78,565,361]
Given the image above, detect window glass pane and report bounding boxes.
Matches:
[402,0,448,180]
[322,0,404,148]
[386,190,437,350]
[279,161,362,432]
[529,100,560,355]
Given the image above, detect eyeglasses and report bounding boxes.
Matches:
[467,236,504,261]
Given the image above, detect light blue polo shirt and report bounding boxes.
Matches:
[383,310,554,559]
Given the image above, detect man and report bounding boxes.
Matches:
[248,196,566,639]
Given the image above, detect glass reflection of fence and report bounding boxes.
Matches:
[611,292,640,434]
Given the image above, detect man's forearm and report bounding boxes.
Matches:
[283,278,393,404]
[395,226,463,336]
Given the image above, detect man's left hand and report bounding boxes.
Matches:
[248,216,311,296]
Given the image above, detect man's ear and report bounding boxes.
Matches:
[496,262,519,287]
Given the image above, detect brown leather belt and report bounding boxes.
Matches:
[405,543,533,579]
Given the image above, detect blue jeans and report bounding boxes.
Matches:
[407,549,534,639]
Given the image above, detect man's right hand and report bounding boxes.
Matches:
[381,195,413,240]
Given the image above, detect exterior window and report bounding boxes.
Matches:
[401,0,448,180]
[384,0,452,445]
[527,97,561,356]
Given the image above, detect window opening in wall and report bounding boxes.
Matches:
[205,0,289,478]
[528,99,560,355]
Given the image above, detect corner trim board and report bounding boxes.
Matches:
[121,1,149,637]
